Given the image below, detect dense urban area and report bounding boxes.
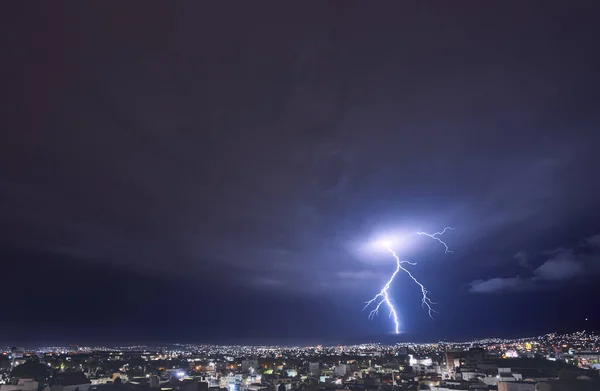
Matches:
[1,331,599,391]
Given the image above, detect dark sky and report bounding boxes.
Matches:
[2,1,600,345]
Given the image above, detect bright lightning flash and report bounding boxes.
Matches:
[364,227,455,334]
[417,226,455,253]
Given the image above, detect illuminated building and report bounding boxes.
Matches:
[497,381,535,391]
[242,359,258,373]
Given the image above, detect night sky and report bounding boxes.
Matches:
[2,2,600,345]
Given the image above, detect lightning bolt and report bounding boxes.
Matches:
[364,228,455,334]
[417,226,455,253]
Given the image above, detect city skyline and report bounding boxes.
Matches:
[2,1,600,344]
[2,330,599,390]
[4,330,600,350]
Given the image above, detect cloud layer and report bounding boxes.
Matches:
[469,234,600,293]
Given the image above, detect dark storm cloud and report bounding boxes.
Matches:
[514,251,530,269]
[469,277,531,294]
[2,1,600,340]
[469,233,600,293]
[585,234,600,247]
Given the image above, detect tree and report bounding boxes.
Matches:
[0,356,11,371]
[11,360,51,381]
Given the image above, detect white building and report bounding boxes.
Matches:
[430,380,467,391]
[497,381,534,391]
[409,356,432,367]
[459,371,486,381]
[1,379,39,391]
[112,372,129,383]
[89,377,111,385]
[309,363,320,376]
[242,360,258,373]
[9,348,24,370]
[481,368,522,386]
[333,364,347,376]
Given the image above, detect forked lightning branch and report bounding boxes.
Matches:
[364,227,455,334]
